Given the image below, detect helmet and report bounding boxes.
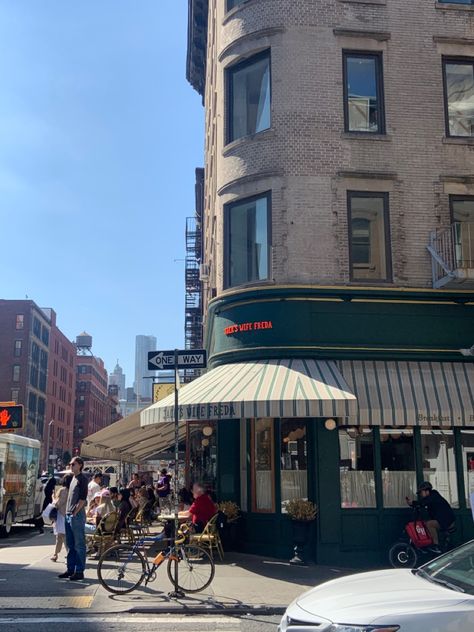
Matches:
[418,481,433,493]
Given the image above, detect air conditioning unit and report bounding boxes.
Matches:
[199,264,210,281]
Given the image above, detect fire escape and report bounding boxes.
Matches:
[427,222,474,289]
[184,216,203,382]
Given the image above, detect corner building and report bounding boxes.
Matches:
[145,0,474,565]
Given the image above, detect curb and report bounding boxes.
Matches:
[127,604,286,616]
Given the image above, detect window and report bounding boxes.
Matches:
[15,314,24,330]
[343,52,385,133]
[461,431,474,507]
[227,0,245,9]
[41,325,49,346]
[281,420,308,511]
[225,192,271,287]
[348,192,391,281]
[186,421,217,496]
[227,51,270,143]
[339,427,376,508]
[30,366,38,388]
[12,365,20,382]
[10,389,19,403]
[380,429,417,507]
[421,430,459,508]
[14,340,22,357]
[443,58,474,137]
[33,317,41,339]
[439,1,474,6]
[251,418,275,512]
[451,196,474,268]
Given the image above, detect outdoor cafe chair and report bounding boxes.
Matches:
[189,513,224,561]
[86,511,118,558]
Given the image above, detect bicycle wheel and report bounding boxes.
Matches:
[97,544,147,594]
[388,542,419,569]
[167,545,215,593]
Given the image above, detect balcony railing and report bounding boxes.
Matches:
[427,222,474,288]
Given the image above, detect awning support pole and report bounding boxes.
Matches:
[169,348,184,599]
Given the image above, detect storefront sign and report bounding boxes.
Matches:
[224,320,273,336]
[417,413,451,424]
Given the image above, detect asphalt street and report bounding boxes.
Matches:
[0,614,282,632]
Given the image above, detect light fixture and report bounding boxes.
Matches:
[201,438,209,447]
[202,425,213,437]
[325,419,337,431]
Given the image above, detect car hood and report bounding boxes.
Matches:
[296,569,467,624]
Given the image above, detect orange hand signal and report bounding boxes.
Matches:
[0,409,12,427]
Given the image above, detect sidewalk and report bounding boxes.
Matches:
[0,528,352,615]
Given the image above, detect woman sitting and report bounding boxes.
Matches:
[114,488,133,538]
[86,493,101,524]
[84,489,116,535]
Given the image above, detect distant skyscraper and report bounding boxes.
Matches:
[109,360,126,399]
[134,335,157,400]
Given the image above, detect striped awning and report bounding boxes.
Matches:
[81,408,186,462]
[339,360,474,427]
[140,359,357,426]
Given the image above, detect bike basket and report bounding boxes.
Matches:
[405,520,433,547]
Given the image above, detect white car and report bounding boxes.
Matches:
[278,540,474,632]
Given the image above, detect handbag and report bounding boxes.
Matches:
[42,502,58,522]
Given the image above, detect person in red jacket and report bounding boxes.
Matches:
[178,482,216,533]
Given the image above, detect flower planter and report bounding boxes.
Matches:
[290,519,312,565]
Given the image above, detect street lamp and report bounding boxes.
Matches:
[45,419,54,473]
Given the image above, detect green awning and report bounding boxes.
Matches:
[140,359,357,425]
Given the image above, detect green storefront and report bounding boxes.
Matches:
[144,284,474,566]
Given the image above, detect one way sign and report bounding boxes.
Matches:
[148,349,207,371]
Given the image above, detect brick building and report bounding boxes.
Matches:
[43,309,76,468]
[143,0,474,564]
[74,343,111,456]
[0,300,51,443]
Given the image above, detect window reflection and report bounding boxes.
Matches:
[421,430,459,508]
[445,61,474,137]
[339,427,376,508]
[380,429,417,507]
[281,420,308,511]
[344,53,384,133]
[252,418,274,511]
[187,422,217,497]
[461,431,474,508]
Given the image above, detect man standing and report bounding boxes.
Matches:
[87,472,102,503]
[58,457,88,581]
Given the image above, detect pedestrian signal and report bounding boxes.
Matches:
[0,404,24,432]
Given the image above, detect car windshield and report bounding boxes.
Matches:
[420,540,474,595]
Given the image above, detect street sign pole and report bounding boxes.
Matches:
[169,348,184,599]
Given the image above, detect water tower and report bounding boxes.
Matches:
[76,331,93,355]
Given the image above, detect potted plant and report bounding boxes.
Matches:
[217,501,241,551]
[284,498,318,565]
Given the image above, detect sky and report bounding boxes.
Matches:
[0,1,204,386]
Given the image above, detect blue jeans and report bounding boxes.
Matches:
[65,511,86,574]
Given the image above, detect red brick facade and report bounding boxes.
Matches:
[74,354,110,455]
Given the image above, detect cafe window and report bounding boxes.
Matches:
[443,58,474,137]
[227,50,271,143]
[380,429,417,508]
[343,51,385,133]
[421,429,459,508]
[348,192,391,282]
[251,418,275,512]
[460,430,474,507]
[224,192,271,288]
[280,420,308,512]
[187,421,217,498]
[339,427,376,508]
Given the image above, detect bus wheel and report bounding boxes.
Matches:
[0,505,14,538]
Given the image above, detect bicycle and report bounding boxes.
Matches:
[388,506,456,569]
[97,526,215,595]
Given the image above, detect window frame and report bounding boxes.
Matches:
[449,194,474,222]
[342,50,386,135]
[226,0,246,10]
[226,49,271,145]
[347,190,392,283]
[442,56,474,138]
[224,191,272,289]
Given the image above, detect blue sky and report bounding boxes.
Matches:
[0,1,204,386]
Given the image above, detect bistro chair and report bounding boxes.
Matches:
[86,511,118,558]
[189,513,224,561]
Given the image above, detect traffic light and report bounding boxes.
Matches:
[0,404,24,432]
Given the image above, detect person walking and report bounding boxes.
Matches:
[51,473,73,562]
[58,457,88,581]
[156,468,172,511]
